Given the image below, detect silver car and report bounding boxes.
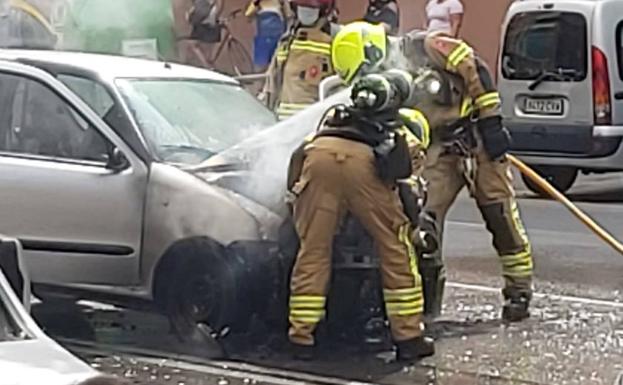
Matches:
[0,51,285,340]
[498,0,623,194]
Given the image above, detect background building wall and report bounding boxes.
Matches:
[173,0,516,68]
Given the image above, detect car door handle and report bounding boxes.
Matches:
[615,91,623,100]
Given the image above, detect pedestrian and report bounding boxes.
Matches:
[425,0,464,37]
[245,0,291,72]
[286,71,435,362]
[185,0,224,68]
[331,22,534,322]
[363,0,400,35]
[262,0,336,120]
[0,0,57,49]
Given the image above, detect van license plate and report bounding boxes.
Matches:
[523,98,563,115]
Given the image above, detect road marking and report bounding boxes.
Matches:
[447,282,623,309]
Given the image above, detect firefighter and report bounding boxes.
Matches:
[262,0,335,120]
[363,0,400,35]
[330,22,533,322]
[286,68,436,361]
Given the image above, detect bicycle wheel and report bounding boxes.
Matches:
[226,38,254,76]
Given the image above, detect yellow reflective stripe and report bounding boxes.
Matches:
[511,201,530,246]
[10,0,55,35]
[447,42,472,68]
[460,97,474,117]
[290,309,325,317]
[398,108,430,148]
[504,270,533,278]
[290,295,326,305]
[411,110,430,148]
[383,287,418,297]
[291,46,331,55]
[385,293,422,302]
[292,40,331,50]
[386,301,424,316]
[386,301,423,311]
[398,224,419,283]
[383,224,424,317]
[290,41,331,55]
[475,92,501,108]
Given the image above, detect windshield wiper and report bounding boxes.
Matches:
[528,69,582,91]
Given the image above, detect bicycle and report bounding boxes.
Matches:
[178,8,254,76]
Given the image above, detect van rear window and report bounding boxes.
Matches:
[501,11,587,81]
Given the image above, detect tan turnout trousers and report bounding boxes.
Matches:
[289,136,425,346]
[423,139,533,293]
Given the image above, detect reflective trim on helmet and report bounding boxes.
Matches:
[331,21,387,84]
[399,108,430,148]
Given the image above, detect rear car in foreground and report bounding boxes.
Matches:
[0,236,96,384]
[498,0,623,194]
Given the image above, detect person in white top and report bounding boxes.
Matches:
[425,0,464,37]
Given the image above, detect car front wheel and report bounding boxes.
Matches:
[163,253,240,357]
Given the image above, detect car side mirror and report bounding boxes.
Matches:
[106,147,130,172]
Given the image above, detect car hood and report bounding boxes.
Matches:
[190,90,350,214]
[0,338,95,385]
[197,172,286,240]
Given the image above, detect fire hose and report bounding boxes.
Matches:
[508,154,623,255]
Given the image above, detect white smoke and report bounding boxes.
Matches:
[199,89,351,215]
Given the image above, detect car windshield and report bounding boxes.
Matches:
[115,79,277,165]
[502,11,588,81]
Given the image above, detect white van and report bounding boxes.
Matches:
[498,0,623,194]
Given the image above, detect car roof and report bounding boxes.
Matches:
[0,49,237,83]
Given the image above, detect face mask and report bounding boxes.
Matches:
[297,6,320,26]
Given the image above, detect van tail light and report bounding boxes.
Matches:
[592,46,612,125]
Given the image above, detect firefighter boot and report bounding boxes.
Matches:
[396,336,435,362]
[502,289,531,323]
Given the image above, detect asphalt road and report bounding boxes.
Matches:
[444,171,623,298]
[34,171,623,385]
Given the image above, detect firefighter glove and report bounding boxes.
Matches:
[477,116,511,161]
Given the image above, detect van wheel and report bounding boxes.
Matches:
[521,166,578,196]
[163,255,239,357]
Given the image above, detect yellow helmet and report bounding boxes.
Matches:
[331,21,387,84]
